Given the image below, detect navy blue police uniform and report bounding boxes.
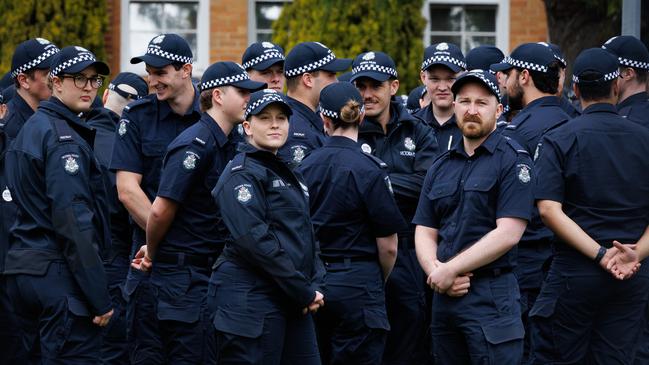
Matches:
[87,71,148,365]
[297,82,406,364]
[109,33,199,365]
[148,62,265,364]
[413,70,532,364]
[542,42,582,119]
[491,42,571,363]
[530,48,649,365]
[3,46,112,363]
[602,35,649,130]
[349,50,439,365]
[209,91,324,365]
[415,42,466,153]
[278,41,351,168]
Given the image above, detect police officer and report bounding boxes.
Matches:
[349,50,438,364]
[85,72,148,364]
[278,41,351,168]
[414,69,532,364]
[490,42,570,364]
[131,62,266,364]
[210,90,324,364]
[110,33,200,364]
[602,35,649,128]
[4,45,113,363]
[242,41,285,92]
[415,42,466,152]
[406,85,428,115]
[297,82,405,364]
[542,43,582,118]
[465,45,510,126]
[530,48,649,365]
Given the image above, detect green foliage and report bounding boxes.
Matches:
[272,0,426,94]
[0,0,108,75]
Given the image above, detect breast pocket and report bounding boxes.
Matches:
[141,141,166,186]
[426,181,459,217]
[462,176,497,220]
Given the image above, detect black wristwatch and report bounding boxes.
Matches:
[594,246,607,263]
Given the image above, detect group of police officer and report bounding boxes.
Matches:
[0,28,648,365]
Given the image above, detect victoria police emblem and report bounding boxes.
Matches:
[361,143,372,154]
[404,137,416,151]
[517,164,531,184]
[292,146,305,163]
[183,151,199,170]
[62,154,80,175]
[236,185,252,203]
[118,120,128,136]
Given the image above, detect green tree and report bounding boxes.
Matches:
[272,0,426,94]
[0,0,108,75]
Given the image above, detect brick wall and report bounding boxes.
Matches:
[105,0,121,78]
[510,0,549,49]
[210,0,249,63]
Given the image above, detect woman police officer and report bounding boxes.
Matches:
[297,82,405,364]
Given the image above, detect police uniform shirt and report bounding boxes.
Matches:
[155,113,233,257]
[297,136,406,259]
[617,91,649,129]
[414,102,463,152]
[1,93,35,141]
[359,101,439,228]
[559,95,581,119]
[213,144,325,307]
[4,97,112,314]
[534,103,649,265]
[110,89,201,244]
[277,96,326,168]
[413,132,534,269]
[502,95,570,243]
[0,130,10,273]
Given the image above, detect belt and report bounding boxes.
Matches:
[472,266,512,279]
[320,256,376,266]
[155,252,214,268]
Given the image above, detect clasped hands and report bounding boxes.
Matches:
[600,241,642,280]
[426,260,472,297]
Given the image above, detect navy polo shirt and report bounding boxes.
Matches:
[501,95,570,242]
[358,101,439,234]
[277,95,326,168]
[414,102,463,153]
[617,91,649,129]
[110,88,201,244]
[413,131,534,269]
[297,136,405,259]
[535,103,649,251]
[155,113,233,257]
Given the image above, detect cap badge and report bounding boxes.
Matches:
[36,38,50,45]
[152,35,165,44]
[75,46,89,52]
[362,52,376,61]
[436,42,449,51]
[262,42,275,49]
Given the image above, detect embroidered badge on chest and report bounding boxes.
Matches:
[404,137,416,151]
[62,154,80,175]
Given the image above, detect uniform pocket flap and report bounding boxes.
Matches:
[141,142,166,156]
[363,307,391,331]
[66,296,91,317]
[427,182,458,199]
[157,300,200,323]
[481,316,524,345]
[464,176,497,192]
[213,308,264,338]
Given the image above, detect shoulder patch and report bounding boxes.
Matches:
[517,163,532,184]
[361,152,388,169]
[182,150,200,170]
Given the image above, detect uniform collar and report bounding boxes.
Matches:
[449,129,499,157]
[286,95,324,132]
[199,112,229,148]
[158,84,201,120]
[40,97,86,126]
[12,93,36,118]
[617,92,649,112]
[421,102,457,130]
[582,102,618,115]
[523,95,561,110]
[325,135,357,149]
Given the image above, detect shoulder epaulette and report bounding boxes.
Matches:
[230,153,247,172]
[361,151,388,169]
[504,136,530,156]
[123,95,155,112]
[190,124,211,147]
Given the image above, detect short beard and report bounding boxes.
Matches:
[507,80,524,111]
[460,114,490,140]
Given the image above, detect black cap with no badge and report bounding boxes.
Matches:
[109,72,149,99]
[350,51,398,82]
[319,82,364,120]
[130,33,193,68]
[466,45,505,72]
[284,42,352,78]
[244,89,292,120]
[407,85,427,112]
[242,42,285,71]
[572,48,619,85]
[491,43,556,73]
[199,61,267,92]
[451,69,501,102]
[49,46,110,77]
[602,35,649,70]
[421,42,466,72]
[11,38,60,78]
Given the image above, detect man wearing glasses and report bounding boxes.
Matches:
[3,45,113,363]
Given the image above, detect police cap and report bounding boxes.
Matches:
[284,42,352,78]
[50,46,110,77]
[109,72,149,99]
[199,61,267,92]
[572,48,619,85]
[451,69,501,102]
[602,35,649,70]
[244,89,292,120]
[242,42,285,71]
[11,38,60,78]
[421,42,466,72]
[350,51,398,82]
[466,45,504,72]
[319,82,363,121]
[491,43,556,73]
[130,33,193,68]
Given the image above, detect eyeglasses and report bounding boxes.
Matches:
[59,74,105,89]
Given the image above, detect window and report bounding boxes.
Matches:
[120,0,210,75]
[423,0,509,54]
[248,0,291,44]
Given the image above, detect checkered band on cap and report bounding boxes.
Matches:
[501,56,548,72]
[51,54,96,76]
[244,93,286,119]
[11,47,60,78]
[146,47,193,64]
[465,71,501,100]
[199,72,250,91]
[285,51,336,77]
[242,51,285,69]
[553,54,567,66]
[617,57,649,70]
[352,63,398,78]
[421,55,466,71]
[572,69,619,84]
[319,104,365,120]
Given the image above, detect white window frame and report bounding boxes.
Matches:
[120,0,210,76]
[422,0,509,53]
[247,0,292,45]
